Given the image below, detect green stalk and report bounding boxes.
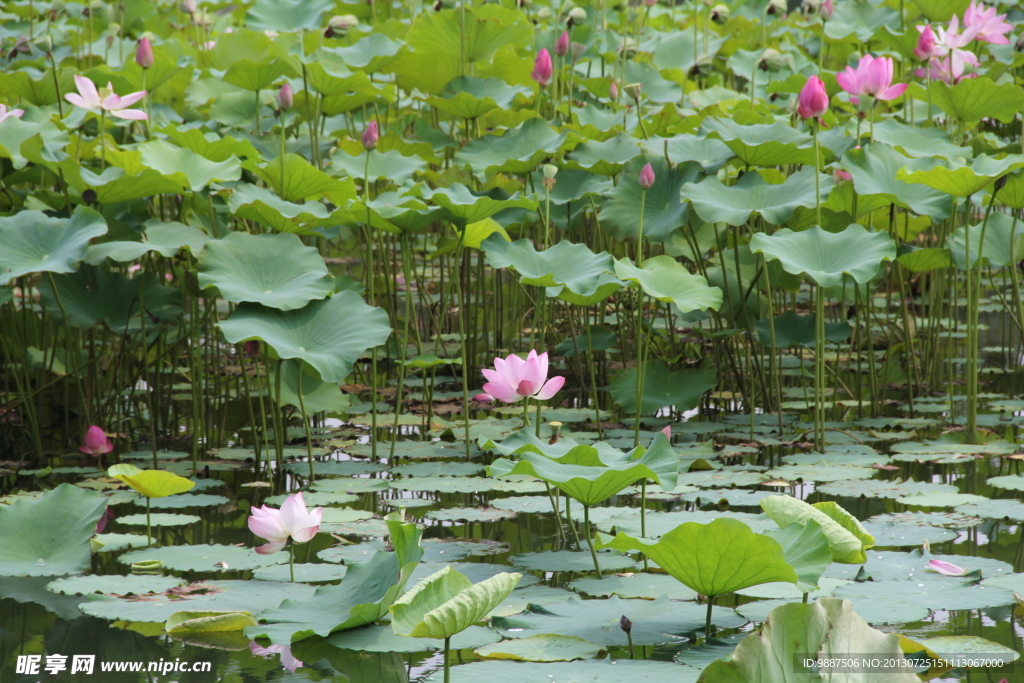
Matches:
[815,284,826,450]
[812,120,821,226]
[632,188,648,448]
[583,504,602,578]
[289,541,295,583]
[295,360,315,482]
[444,636,451,683]
[362,151,380,461]
[705,594,716,638]
[451,229,472,458]
[966,190,999,441]
[146,496,152,548]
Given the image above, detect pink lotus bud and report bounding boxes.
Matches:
[96,507,115,534]
[914,24,936,61]
[609,81,618,100]
[638,162,655,189]
[80,425,114,456]
[135,37,153,69]
[819,0,833,19]
[244,340,261,358]
[797,75,829,119]
[660,425,671,438]
[834,169,852,181]
[532,48,553,88]
[473,393,495,403]
[362,120,378,150]
[278,82,293,111]
[555,31,569,57]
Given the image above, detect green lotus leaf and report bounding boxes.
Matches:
[455,118,578,177]
[330,34,403,72]
[247,514,424,644]
[907,77,1024,125]
[198,232,333,311]
[643,134,734,173]
[0,484,107,577]
[763,520,832,593]
[218,292,391,383]
[39,267,182,330]
[267,361,351,414]
[47,574,184,596]
[117,513,199,527]
[898,154,1024,197]
[699,597,918,683]
[426,76,532,119]
[325,623,500,653]
[487,434,678,507]
[426,185,537,228]
[352,191,448,234]
[596,518,797,597]
[227,183,353,234]
[329,148,427,185]
[482,236,623,305]
[760,495,874,563]
[86,221,209,264]
[0,208,107,286]
[610,359,717,415]
[681,167,832,226]
[0,117,69,169]
[391,566,520,639]
[870,119,971,160]
[701,118,817,166]
[245,154,351,203]
[138,140,241,192]
[0,67,77,106]
[246,0,332,30]
[222,59,295,93]
[165,610,257,633]
[474,634,602,662]
[565,133,641,176]
[510,550,637,573]
[841,143,953,219]
[750,224,896,288]
[755,311,851,347]
[598,157,699,243]
[896,246,952,273]
[434,659,701,683]
[107,464,196,499]
[911,0,970,21]
[945,212,1024,269]
[569,573,699,600]
[614,255,723,313]
[912,635,1019,665]
[834,575,1014,612]
[555,326,617,357]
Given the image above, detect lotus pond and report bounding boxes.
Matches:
[5,0,1024,681]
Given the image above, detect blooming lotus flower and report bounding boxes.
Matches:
[247,491,323,554]
[362,120,378,151]
[914,55,974,84]
[65,75,148,120]
[914,24,936,61]
[926,559,967,576]
[797,75,829,119]
[532,49,553,88]
[80,425,114,456]
[836,55,907,103]
[638,162,655,189]
[963,0,1013,44]
[481,350,565,404]
[249,642,303,673]
[0,105,24,123]
[555,30,570,57]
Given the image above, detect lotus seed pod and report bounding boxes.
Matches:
[542,164,558,180]
[179,0,196,13]
[766,0,786,15]
[711,3,729,22]
[568,6,587,24]
[758,48,787,72]
[570,41,586,60]
[624,82,643,100]
[536,7,552,20]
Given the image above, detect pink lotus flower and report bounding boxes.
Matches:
[926,559,967,576]
[638,162,655,189]
[473,392,495,403]
[963,0,1013,44]
[481,350,565,404]
[797,75,829,119]
[65,75,148,120]
[0,105,24,123]
[555,31,570,57]
[135,37,153,69]
[80,425,114,456]
[532,49,553,88]
[249,642,303,673]
[834,169,852,181]
[914,24,936,61]
[362,120,378,151]
[609,81,619,100]
[836,55,907,103]
[247,491,322,554]
[819,0,833,20]
[660,425,671,438]
[914,55,975,84]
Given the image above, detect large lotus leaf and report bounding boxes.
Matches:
[760,495,874,564]
[426,77,531,119]
[0,484,107,577]
[405,6,532,68]
[39,268,183,330]
[569,573,699,600]
[198,232,332,311]
[228,183,353,234]
[698,597,918,683]
[325,35,401,74]
[353,191,449,234]
[329,149,427,185]
[481,236,623,305]
[85,221,209,264]
[700,118,817,166]
[456,118,577,176]
[681,167,832,226]
[897,154,1024,198]
[428,659,700,683]
[425,185,537,228]
[138,140,241,191]
[218,292,390,383]
[912,635,1018,665]
[896,247,952,273]
[301,60,369,98]
[642,135,734,173]
[246,0,332,30]
[908,78,1024,125]
[597,518,797,597]
[108,464,196,499]
[473,634,602,662]
[755,311,852,347]
[870,119,971,160]
[834,576,1015,612]
[487,435,678,507]
[763,521,832,593]
[390,566,520,639]
[268,362,351,414]
[841,143,953,219]
[946,212,1024,269]
[611,359,718,415]
[0,208,107,286]
[245,154,351,203]
[222,59,294,92]
[565,133,642,176]
[0,117,69,169]
[614,256,723,313]
[493,595,744,646]
[248,515,424,644]
[750,224,896,288]
[598,157,700,243]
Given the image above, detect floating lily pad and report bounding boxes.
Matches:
[118,544,283,572]
[46,574,186,596]
[326,624,500,653]
[425,659,702,683]
[569,572,699,600]
[834,576,1014,611]
[491,585,575,617]
[251,563,348,583]
[817,479,958,500]
[475,634,603,662]
[392,476,493,493]
[380,496,437,509]
[766,464,876,482]
[736,596,928,626]
[116,513,200,527]
[861,521,957,546]
[955,499,1024,521]
[426,507,516,523]
[310,478,390,494]
[986,475,1024,491]
[285,461,388,476]
[511,550,638,573]
[866,511,984,529]
[135,494,230,509]
[897,492,990,508]
[391,462,484,477]
[92,533,155,552]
